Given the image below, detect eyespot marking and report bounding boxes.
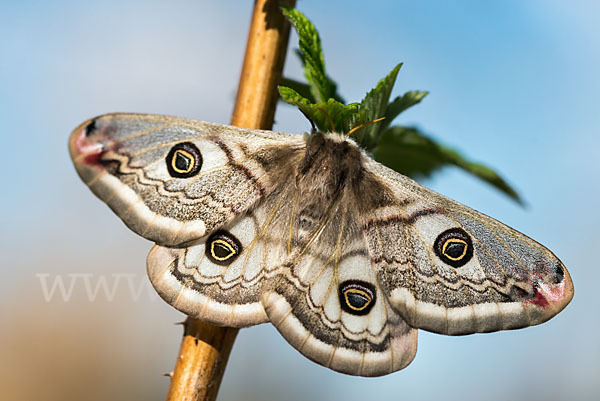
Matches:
[166,142,202,178]
[434,227,473,267]
[206,230,242,265]
[339,280,376,315]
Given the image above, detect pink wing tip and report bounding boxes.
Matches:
[526,262,573,312]
[69,118,112,167]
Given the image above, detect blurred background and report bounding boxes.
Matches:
[1,1,597,400]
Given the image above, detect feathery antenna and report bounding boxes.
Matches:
[347,117,385,137]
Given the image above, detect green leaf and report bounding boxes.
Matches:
[352,63,402,149]
[372,126,524,204]
[361,64,402,121]
[278,86,364,133]
[279,77,316,104]
[281,7,340,103]
[380,90,428,133]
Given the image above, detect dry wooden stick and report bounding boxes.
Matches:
[165,1,295,400]
[231,0,296,129]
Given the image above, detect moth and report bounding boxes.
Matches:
[69,113,573,377]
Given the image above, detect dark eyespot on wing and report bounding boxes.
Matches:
[205,230,242,266]
[338,280,376,315]
[434,227,474,268]
[166,142,202,178]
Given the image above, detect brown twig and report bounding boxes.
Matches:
[231,0,295,129]
[164,1,295,400]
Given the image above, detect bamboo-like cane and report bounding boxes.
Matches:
[165,1,295,400]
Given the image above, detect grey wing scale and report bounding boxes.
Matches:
[361,157,574,335]
[69,113,304,246]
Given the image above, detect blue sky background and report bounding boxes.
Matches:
[1,1,598,400]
